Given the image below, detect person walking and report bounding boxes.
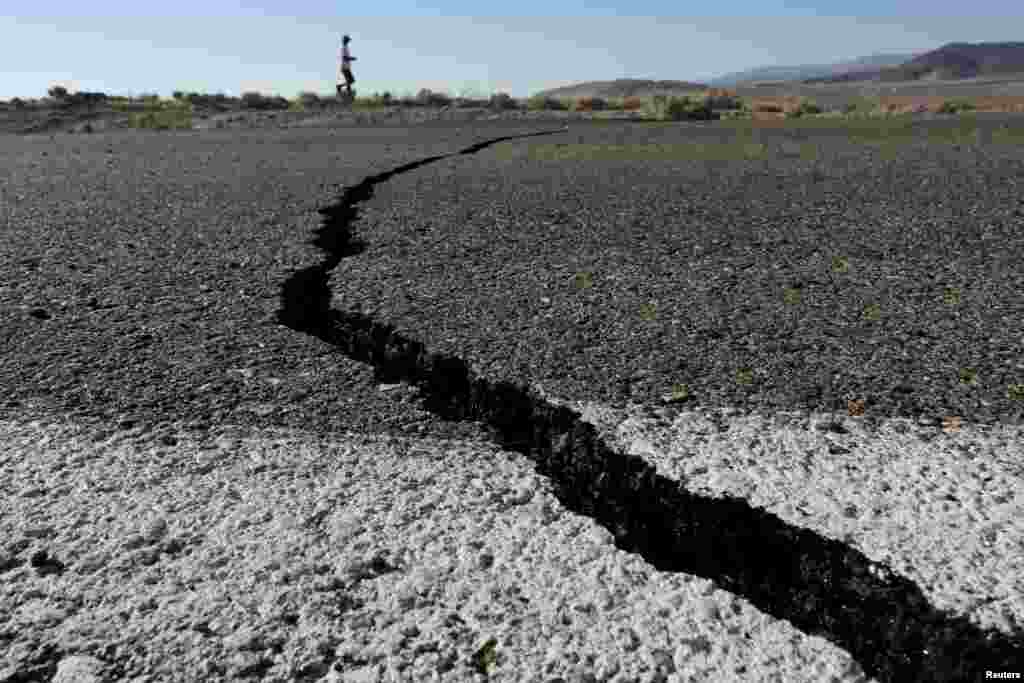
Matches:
[337,34,357,100]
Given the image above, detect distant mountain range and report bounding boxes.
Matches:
[872,41,1024,82]
[532,42,1024,98]
[740,42,1024,85]
[708,52,923,86]
[533,79,708,100]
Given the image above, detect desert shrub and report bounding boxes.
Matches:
[671,96,714,120]
[396,93,419,107]
[938,99,976,114]
[137,93,160,104]
[573,96,607,111]
[415,88,452,107]
[353,92,394,109]
[70,91,108,106]
[47,85,69,99]
[704,92,745,111]
[643,95,715,121]
[488,92,518,110]
[526,95,568,111]
[182,92,229,111]
[240,91,289,110]
[297,91,322,109]
[240,91,265,109]
[786,99,823,118]
[720,109,752,121]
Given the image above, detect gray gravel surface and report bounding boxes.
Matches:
[2,117,1023,682]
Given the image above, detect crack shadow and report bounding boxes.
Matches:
[277,127,1024,682]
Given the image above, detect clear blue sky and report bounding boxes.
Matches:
[3,7,1021,100]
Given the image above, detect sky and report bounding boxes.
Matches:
[2,6,1022,100]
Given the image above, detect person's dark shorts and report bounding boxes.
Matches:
[342,67,355,85]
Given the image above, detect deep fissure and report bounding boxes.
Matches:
[277,128,1023,681]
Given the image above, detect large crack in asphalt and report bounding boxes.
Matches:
[278,129,1024,681]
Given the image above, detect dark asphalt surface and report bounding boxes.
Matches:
[4,116,1024,682]
[2,117,1023,443]
[1,124,558,442]
[332,116,1024,430]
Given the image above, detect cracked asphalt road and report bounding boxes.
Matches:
[2,117,1023,681]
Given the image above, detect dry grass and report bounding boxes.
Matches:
[875,94,1024,114]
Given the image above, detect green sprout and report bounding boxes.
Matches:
[471,638,499,675]
[670,383,690,401]
[959,367,978,385]
[862,304,881,321]
[831,256,849,274]
[943,287,961,305]
[639,302,657,321]
[736,367,754,386]
[783,287,802,305]
[1008,384,1024,402]
[574,271,593,289]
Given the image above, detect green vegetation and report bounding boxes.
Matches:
[993,123,1024,144]
[511,141,755,162]
[293,91,323,110]
[357,91,394,108]
[785,99,824,118]
[30,84,1024,142]
[240,91,289,110]
[128,104,193,130]
[526,95,569,111]
[100,95,197,129]
[937,98,976,114]
[641,94,716,121]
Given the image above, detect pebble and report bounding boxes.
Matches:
[52,655,106,683]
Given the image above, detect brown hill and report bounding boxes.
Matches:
[532,79,708,99]
[880,41,1024,81]
[806,42,1024,84]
